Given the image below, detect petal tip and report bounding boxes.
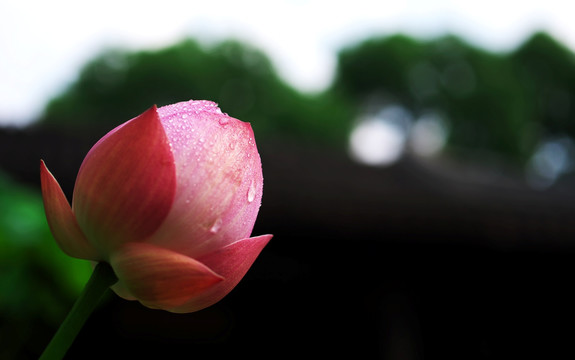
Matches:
[40,160,99,260]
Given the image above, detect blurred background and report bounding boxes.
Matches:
[2,0,575,359]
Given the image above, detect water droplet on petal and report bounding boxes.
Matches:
[219,116,230,126]
[247,180,256,203]
[209,218,222,234]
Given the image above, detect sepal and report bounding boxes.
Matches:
[40,160,99,260]
[110,243,224,310]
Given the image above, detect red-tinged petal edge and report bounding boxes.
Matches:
[170,234,273,313]
[109,243,224,310]
[40,160,99,260]
[72,106,177,252]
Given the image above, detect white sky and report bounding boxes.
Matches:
[2,0,575,126]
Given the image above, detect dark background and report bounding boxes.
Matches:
[2,32,575,359]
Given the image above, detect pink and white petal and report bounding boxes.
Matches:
[109,243,224,311]
[170,234,272,313]
[150,101,264,257]
[72,106,177,253]
[40,160,99,260]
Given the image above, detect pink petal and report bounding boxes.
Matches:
[40,160,99,260]
[170,234,272,313]
[72,106,177,254]
[110,242,224,310]
[149,101,264,257]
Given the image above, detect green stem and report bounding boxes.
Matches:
[39,262,118,360]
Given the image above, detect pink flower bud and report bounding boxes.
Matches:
[40,100,272,313]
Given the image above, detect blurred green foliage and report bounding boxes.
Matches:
[39,32,575,164]
[333,32,575,163]
[41,39,353,146]
[0,171,92,358]
[510,32,575,137]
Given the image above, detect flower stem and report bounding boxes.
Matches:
[39,262,118,360]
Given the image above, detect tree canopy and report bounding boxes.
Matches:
[40,32,575,164]
[40,39,352,145]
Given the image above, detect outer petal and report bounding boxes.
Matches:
[110,243,224,310]
[40,160,99,260]
[150,101,264,257]
[170,234,272,313]
[72,106,177,254]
